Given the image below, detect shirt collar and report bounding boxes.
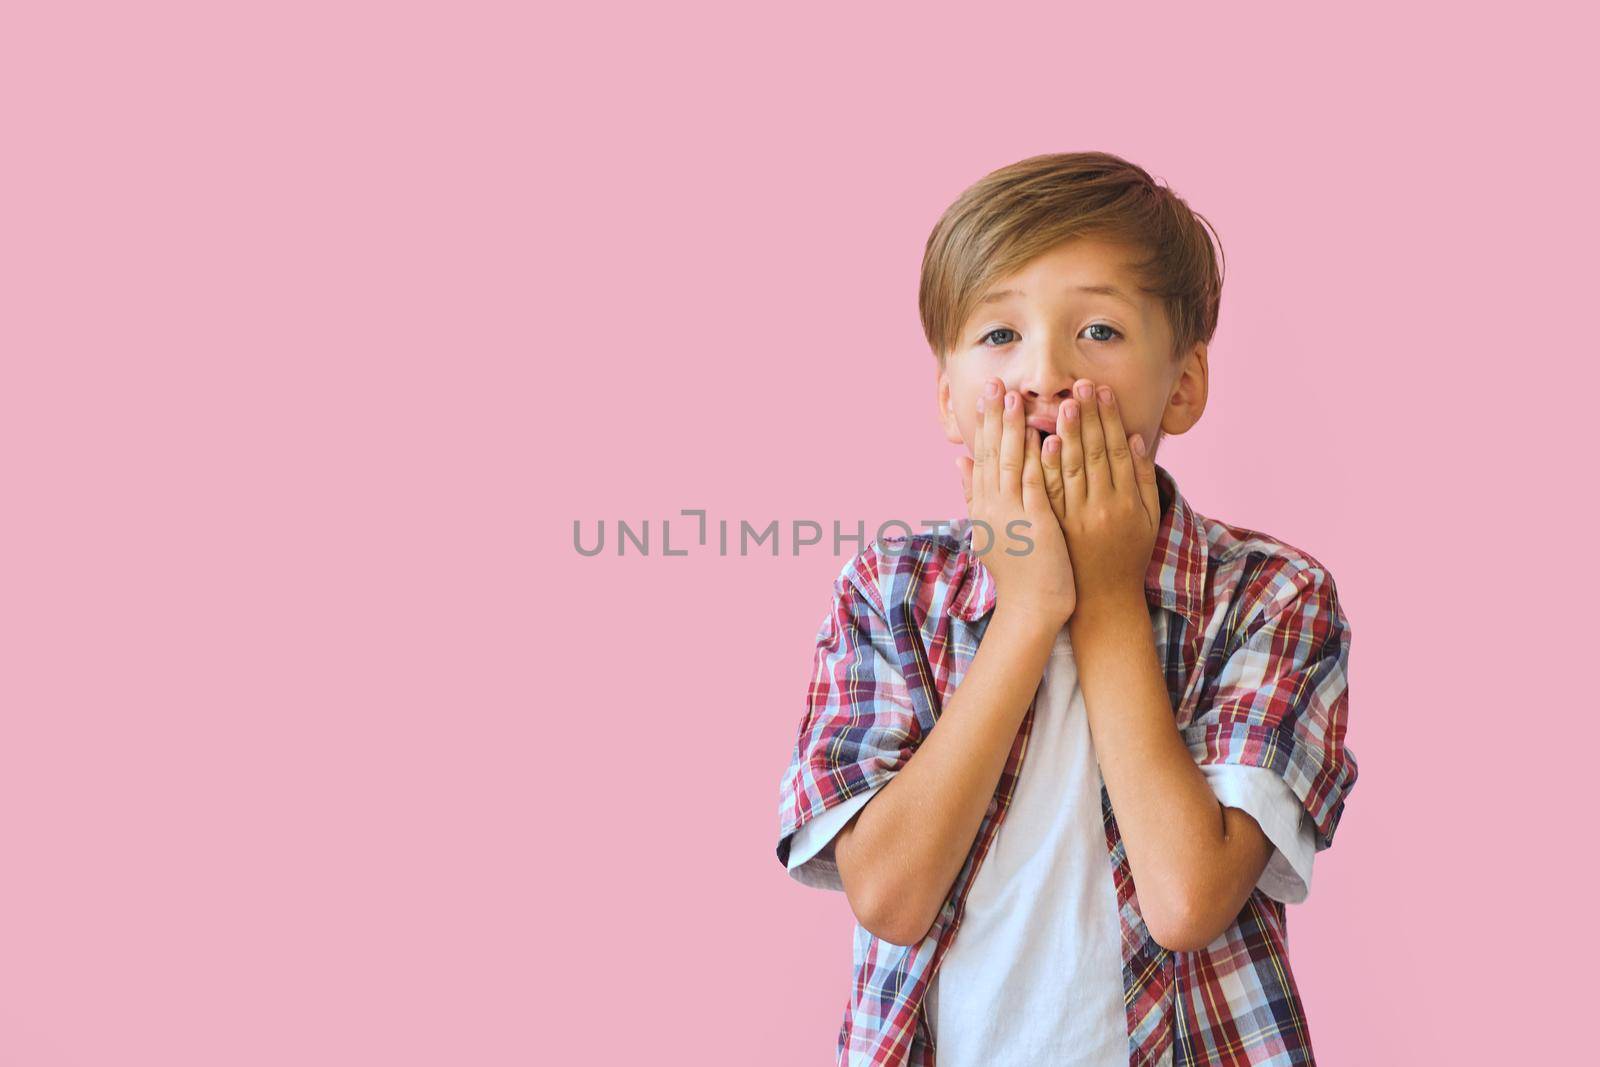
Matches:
[945,462,1208,629]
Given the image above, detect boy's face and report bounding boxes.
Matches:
[937,236,1208,463]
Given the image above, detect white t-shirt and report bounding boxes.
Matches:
[786,626,1315,1064]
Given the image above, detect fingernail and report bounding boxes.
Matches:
[1004,392,1016,411]
[1132,434,1145,455]
[977,394,986,413]
[985,380,1000,398]
[1097,386,1113,405]
[1075,381,1093,400]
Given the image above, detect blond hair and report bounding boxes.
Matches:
[919,151,1225,370]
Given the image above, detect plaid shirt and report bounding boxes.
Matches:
[776,463,1357,1066]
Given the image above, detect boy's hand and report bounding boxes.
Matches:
[956,378,1076,628]
[1042,380,1161,624]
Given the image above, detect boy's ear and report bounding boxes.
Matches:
[936,367,964,445]
[1159,342,1210,437]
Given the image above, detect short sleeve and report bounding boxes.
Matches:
[1181,564,1358,855]
[776,552,923,888]
[1200,764,1316,903]
[785,784,886,891]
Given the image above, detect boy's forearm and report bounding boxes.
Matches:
[841,603,1059,945]
[1068,593,1269,951]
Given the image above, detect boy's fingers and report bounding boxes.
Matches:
[1059,394,1087,507]
[980,380,1002,498]
[1096,384,1135,493]
[1041,434,1067,528]
[1020,418,1045,511]
[1074,380,1111,498]
[1130,434,1160,524]
[998,389,1024,499]
[970,390,987,501]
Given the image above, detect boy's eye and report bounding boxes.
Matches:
[979,324,1123,346]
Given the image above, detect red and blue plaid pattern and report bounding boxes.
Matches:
[776,463,1357,1065]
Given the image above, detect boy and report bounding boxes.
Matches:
[775,152,1357,1066]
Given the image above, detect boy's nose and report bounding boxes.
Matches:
[1023,381,1077,410]
[1019,352,1079,407]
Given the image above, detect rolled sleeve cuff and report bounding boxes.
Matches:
[1199,764,1316,904]
[785,787,881,892]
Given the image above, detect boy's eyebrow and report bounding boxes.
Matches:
[979,284,1141,310]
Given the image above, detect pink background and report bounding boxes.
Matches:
[4,3,1594,1064]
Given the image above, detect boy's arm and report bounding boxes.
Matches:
[832,604,1068,947]
[1070,592,1274,952]
[776,552,1061,942]
[1069,560,1353,952]
[1198,764,1318,903]
[837,601,1061,946]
